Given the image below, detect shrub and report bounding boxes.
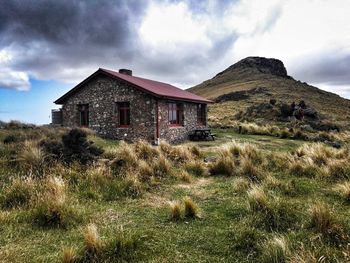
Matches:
[3,134,21,144]
[1,178,34,209]
[260,235,290,263]
[184,197,200,219]
[61,128,103,164]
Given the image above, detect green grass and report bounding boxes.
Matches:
[1,127,350,262]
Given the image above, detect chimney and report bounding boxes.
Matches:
[119,68,132,76]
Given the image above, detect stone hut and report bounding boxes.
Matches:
[54,68,211,144]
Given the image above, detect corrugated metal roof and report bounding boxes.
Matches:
[54,68,212,104]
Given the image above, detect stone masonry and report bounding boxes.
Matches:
[60,74,207,144]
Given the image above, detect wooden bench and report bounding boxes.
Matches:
[189,129,216,141]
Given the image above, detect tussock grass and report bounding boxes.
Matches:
[152,155,171,177]
[185,160,208,177]
[134,140,159,160]
[1,177,35,209]
[32,177,80,228]
[209,153,236,176]
[309,203,345,243]
[247,185,268,212]
[240,157,263,181]
[137,160,154,182]
[333,181,350,201]
[260,235,290,263]
[61,246,77,263]
[177,170,192,183]
[19,142,47,176]
[184,197,200,219]
[232,177,250,193]
[83,223,101,254]
[169,201,182,220]
[122,172,143,198]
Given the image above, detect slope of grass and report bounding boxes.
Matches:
[1,126,350,262]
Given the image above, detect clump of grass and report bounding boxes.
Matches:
[177,170,192,183]
[137,160,154,181]
[32,177,79,228]
[185,160,208,177]
[260,235,290,263]
[187,143,202,158]
[263,175,282,190]
[209,154,236,176]
[1,177,34,209]
[240,157,263,182]
[230,220,262,255]
[82,223,101,261]
[232,177,250,193]
[309,203,345,243]
[105,229,139,261]
[20,142,47,176]
[61,246,77,263]
[110,142,138,173]
[287,156,318,177]
[333,181,350,201]
[247,185,268,212]
[327,160,350,180]
[184,196,200,219]
[169,201,182,220]
[122,172,143,198]
[152,155,171,177]
[134,140,159,161]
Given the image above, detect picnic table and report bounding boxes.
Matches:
[189,128,216,141]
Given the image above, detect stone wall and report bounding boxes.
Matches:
[60,73,207,143]
[61,75,156,142]
[157,100,207,144]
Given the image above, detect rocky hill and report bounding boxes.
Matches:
[188,57,350,129]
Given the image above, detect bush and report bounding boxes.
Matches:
[3,134,21,144]
[62,128,103,164]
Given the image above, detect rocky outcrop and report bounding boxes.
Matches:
[216,57,290,78]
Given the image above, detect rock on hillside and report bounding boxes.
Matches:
[216,57,290,79]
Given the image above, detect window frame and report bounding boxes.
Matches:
[78,104,89,127]
[168,102,184,127]
[197,104,206,126]
[117,102,131,128]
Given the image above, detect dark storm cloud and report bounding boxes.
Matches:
[0,0,149,83]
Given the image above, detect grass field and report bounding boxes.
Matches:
[0,126,350,262]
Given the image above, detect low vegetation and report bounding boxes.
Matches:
[1,123,350,262]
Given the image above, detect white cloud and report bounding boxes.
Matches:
[0,50,30,91]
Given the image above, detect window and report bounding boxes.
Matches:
[197,104,206,126]
[78,104,89,127]
[117,102,130,127]
[168,102,183,126]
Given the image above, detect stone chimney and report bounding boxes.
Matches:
[119,69,132,76]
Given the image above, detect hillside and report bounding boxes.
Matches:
[189,57,350,128]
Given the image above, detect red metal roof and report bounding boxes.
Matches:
[55,68,212,104]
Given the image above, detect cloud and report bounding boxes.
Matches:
[0,50,30,90]
[0,0,349,97]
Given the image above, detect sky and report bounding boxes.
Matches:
[0,0,350,124]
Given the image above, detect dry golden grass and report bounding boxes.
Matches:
[232,177,250,193]
[260,235,290,263]
[169,201,182,220]
[209,152,236,176]
[333,181,350,201]
[83,223,101,253]
[1,177,35,209]
[152,155,171,177]
[247,185,268,212]
[183,196,200,219]
[240,157,263,181]
[61,246,77,263]
[177,170,192,183]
